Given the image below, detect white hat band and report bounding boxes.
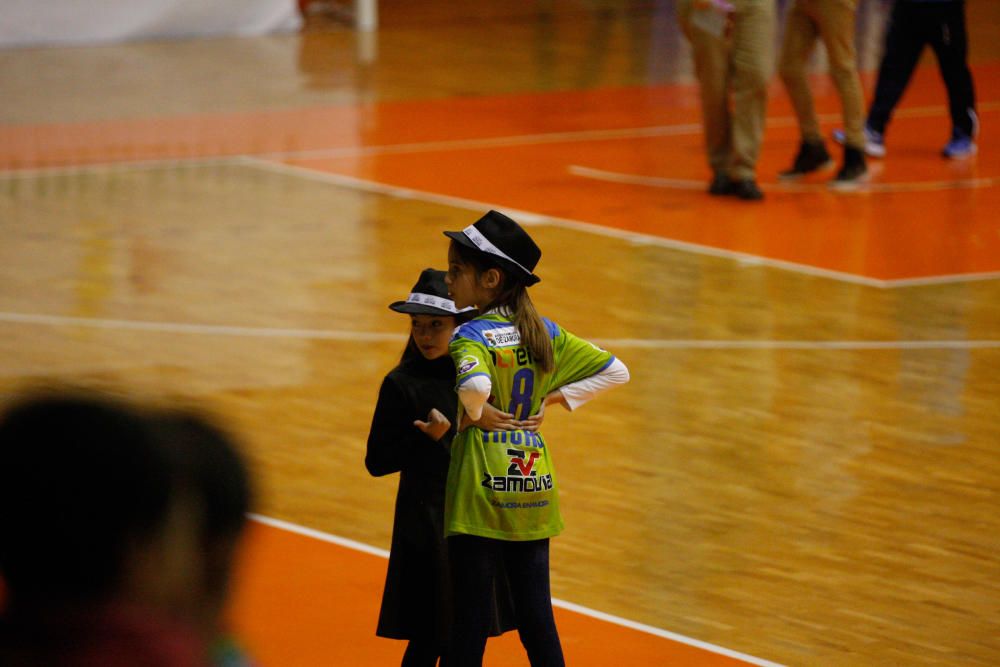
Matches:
[406,292,474,313]
[462,225,534,277]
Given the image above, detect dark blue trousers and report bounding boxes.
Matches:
[447,535,564,667]
[867,0,977,137]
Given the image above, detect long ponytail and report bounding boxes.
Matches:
[509,285,553,374]
[451,240,553,373]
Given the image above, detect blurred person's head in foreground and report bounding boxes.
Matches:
[0,389,254,666]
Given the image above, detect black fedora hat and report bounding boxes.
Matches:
[444,210,541,286]
[389,268,475,316]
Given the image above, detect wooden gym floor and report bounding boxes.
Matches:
[1,1,999,664]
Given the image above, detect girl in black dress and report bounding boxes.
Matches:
[365,268,515,667]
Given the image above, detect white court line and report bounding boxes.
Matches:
[589,338,1000,351]
[0,124,709,182]
[0,311,399,342]
[569,164,1000,194]
[3,311,999,350]
[250,513,390,559]
[4,105,999,287]
[0,156,245,180]
[240,157,896,288]
[249,101,995,163]
[2,101,993,180]
[5,154,996,288]
[255,123,706,161]
[877,270,1000,288]
[249,514,786,667]
[241,158,1000,289]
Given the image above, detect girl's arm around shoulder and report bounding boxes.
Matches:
[553,357,629,412]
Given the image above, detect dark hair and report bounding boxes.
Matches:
[0,392,254,611]
[154,412,252,546]
[398,309,477,364]
[152,411,253,607]
[449,240,553,373]
[0,393,174,606]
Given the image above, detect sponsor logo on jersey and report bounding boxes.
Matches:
[457,356,479,374]
[507,450,540,477]
[484,429,544,449]
[490,346,534,368]
[489,498,550,509]
[480,447,553,493]
[482,326,521,347]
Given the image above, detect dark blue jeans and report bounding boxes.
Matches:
[447,535,564,667]
[868,0,976,137]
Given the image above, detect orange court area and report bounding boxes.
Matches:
[3,63,999,284]
[3,2,1000,665]
[228,518,773,667]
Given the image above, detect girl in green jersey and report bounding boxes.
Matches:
[443,210,629,667]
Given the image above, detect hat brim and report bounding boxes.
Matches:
[443,229,475,250]
[388,301,460,316]
[443,230,541,286]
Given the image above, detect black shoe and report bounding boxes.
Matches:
[708,172,733,196]
[779,140,833,179]
[730,179,764,201]
[830,146,868,189]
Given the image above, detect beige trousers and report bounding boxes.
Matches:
[778,0,865,148]
[678,0,775,181]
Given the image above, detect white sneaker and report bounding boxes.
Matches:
[833,126,886,158]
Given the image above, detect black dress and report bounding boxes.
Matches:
[365,353,515,646]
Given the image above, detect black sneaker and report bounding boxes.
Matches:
[779,140,833,179]
[730,179,764,201]
[830,146,868,189]
[708,172,733,196]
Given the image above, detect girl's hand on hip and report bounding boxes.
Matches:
[518,401,545,432]
[470,402,518,432]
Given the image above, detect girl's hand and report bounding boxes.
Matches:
[519,401,545,432]
[544,389,569,410]
[468,402,519,432]
[414,408,451,441]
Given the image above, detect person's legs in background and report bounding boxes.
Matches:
[779,0,834,178]
[678,0,735,195]
[728,0,776,200]
[814,0,867,185]
[929,0,978,158]
[864,0,925,146]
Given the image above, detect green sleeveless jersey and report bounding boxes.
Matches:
[445,313,616,540]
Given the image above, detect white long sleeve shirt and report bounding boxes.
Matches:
[458,357,629,419]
